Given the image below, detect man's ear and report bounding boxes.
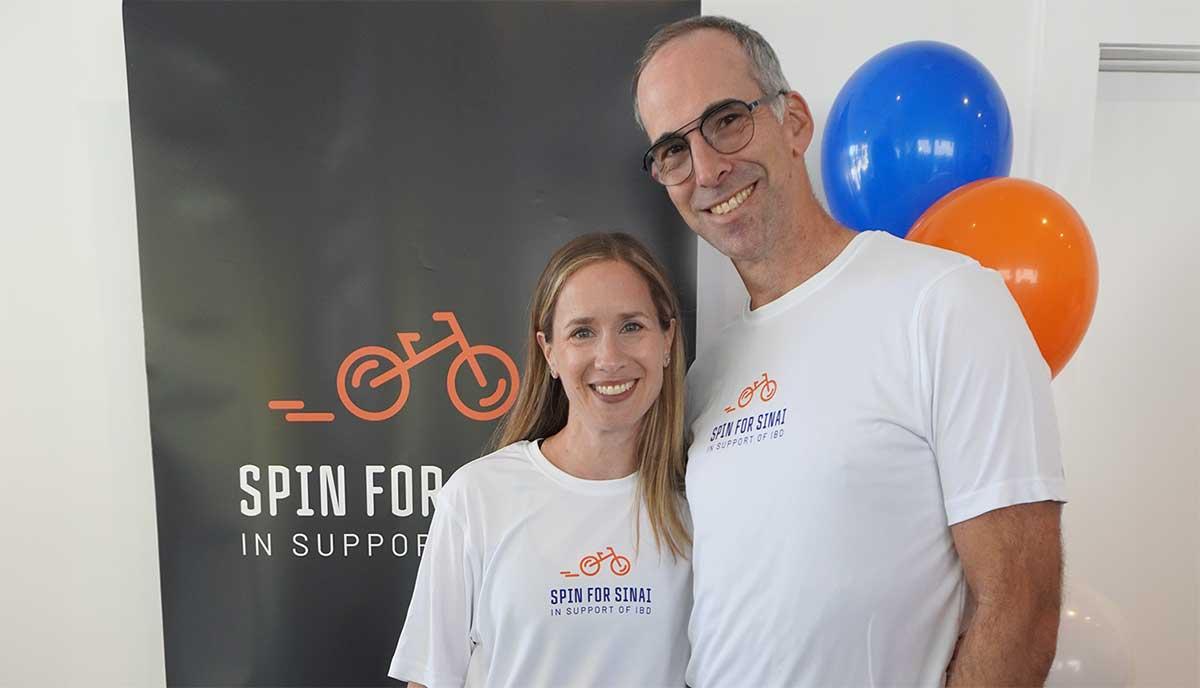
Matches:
[782,91,814,157]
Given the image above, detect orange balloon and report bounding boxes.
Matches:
[907,177,1098,378]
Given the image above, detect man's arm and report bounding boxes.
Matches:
[946,501,1063,687]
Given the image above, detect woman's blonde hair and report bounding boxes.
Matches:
[493,232,690,559]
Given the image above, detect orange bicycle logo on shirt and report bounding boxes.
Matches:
[559,546,632,578]
[268,311,519,423]
[723,372,778,413]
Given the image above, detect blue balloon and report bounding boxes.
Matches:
[821,41,1013,238]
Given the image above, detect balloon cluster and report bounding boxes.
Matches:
[822,41,1098,377]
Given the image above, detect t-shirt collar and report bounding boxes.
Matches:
[525,439,639,495]
[741,229,876,323]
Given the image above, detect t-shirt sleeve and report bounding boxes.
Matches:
[388,493,477,687]
[917,262,1067,526]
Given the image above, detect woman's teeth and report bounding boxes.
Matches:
[593,381,635,396]
[710,183,755,216]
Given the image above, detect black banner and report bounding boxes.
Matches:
[124,1,697,685]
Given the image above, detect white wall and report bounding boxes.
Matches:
[1059,68,1200,688]
[0,2,165,687]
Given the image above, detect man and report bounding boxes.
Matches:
[633,16,1066,687]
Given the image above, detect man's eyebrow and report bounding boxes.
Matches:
[650,98,742,148]
[651,129,686,149]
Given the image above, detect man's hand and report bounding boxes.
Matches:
[946,501,1063,687]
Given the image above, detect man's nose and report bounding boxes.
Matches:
[688,131,732,188]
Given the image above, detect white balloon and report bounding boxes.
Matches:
[1046,581,1134,687]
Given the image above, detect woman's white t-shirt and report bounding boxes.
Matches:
[388,440,692,688]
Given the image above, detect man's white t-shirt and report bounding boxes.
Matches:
[389,440,691,688]
[684,230,1066,687]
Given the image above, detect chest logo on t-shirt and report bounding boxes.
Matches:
[559,545,631,578]
[723,371,778,413]
[548,546,654,618]
[701,371,789,454]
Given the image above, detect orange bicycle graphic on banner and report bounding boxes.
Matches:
[268,311,519,423]
[559,546,632,578]
[724,372,778,413]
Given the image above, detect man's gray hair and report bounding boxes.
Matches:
[631,15,791,132]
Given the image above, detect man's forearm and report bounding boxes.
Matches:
[945,600,1059,687]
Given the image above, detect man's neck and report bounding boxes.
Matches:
[735,209,858,311]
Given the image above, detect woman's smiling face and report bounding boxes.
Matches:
[538,259,675,437]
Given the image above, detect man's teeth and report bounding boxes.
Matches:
[593,381,635,396]
[710,184,755,216]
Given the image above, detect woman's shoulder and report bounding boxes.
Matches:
[437,440,538,503]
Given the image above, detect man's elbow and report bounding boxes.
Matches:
[1029,600,1061,678]
[1001,585,1061,680]
[974,584,1062,678]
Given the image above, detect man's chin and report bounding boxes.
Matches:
[700,224,762,262]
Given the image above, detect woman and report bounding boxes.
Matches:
[388,232,691,687]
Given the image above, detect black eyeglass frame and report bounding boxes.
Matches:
[641,90,788,186]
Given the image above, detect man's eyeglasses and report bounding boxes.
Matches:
[642,90,787,187]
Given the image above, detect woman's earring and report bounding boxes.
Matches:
[549,367,558,379]
[663,353,671,367]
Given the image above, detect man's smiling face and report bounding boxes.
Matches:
[636,29,807,263]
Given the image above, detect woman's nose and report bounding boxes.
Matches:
[593,333,625,371]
